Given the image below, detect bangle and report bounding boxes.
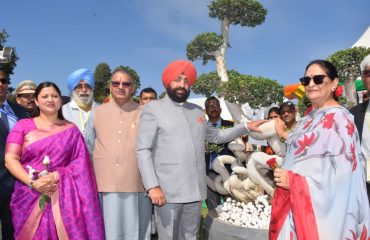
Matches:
[27,180,34,190]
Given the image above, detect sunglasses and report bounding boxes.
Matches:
[362,70,370,77]
[111,81,132,88]
[299,75,326,86]
[0,78,9,84]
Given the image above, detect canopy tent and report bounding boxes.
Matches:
[352,26,370,48]
[284,79,365,100]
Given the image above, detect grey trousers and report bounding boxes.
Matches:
[99,192,152,240]
[154,201,202,240]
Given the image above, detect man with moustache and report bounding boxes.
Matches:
[279,101,297,133]
[15,80,37,118]
[91,69,151,240]
[62,68,98,156]
[136,60,266,240]
[139,87,157,105]
[350,54,370,201]
[0,66,26,240]
[204,96,234,210]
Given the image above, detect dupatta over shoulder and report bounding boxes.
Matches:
[269,107,370,240]
[6,118,104,240]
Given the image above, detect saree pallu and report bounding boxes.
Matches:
[269,107,370,240]
[6,119,104,240]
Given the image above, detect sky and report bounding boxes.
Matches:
[2,0,370,97]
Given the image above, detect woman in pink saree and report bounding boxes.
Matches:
[5,82,104,240]
[270,60,370,239]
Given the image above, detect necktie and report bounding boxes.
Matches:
[0,105,10,130]
[212,122,217,127]
[0,104,18,130]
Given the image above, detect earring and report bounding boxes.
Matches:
[332,87,336,92]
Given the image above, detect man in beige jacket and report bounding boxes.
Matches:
[90,69,151,240]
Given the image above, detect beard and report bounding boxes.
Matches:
[166,86,190,103]
[72,91,94,108]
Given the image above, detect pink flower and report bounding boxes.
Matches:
[294,132,316,155]
[335,85,343,97]
[266,158,277,169]
[321,113,335,129]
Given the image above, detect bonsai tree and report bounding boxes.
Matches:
[186,0,267,82]
[187,0,283,114]
[193,70,283,109]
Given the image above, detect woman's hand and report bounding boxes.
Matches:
[33,171,59,195]
[273,168,290,190]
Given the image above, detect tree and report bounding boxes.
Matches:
[327,46,370,105]
[0,29,20,93]
[193,70,283,108]
[94,63,111,103]
[113,65,141,95]
[186,0,267,82]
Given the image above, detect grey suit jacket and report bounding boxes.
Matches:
[136,96,249,203]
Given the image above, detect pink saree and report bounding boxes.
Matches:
[6,118,104,240]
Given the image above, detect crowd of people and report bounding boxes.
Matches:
[0,55,369,240]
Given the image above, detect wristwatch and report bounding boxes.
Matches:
[27,180,34,190]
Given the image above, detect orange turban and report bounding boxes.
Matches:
[162,60,197,87]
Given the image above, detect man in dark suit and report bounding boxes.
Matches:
[350,54,370,202]
[0,67,26,239]
[204,96,235,210]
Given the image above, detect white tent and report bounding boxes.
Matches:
[352,26,370,48]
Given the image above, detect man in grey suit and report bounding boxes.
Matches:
[136,60,266,240]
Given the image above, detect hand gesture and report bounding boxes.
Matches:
[273,168,290,190]
[247,119,269,132]
[33,171,59,195]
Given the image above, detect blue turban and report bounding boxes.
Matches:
[67,68,95,93]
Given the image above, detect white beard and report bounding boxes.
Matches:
[72,91,94,108]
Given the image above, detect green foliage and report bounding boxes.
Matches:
[191,71,221,97]
[297,95,311,117]
[327,46,370,82]
[93,63,111,103]
[297,94,353,117]
[218,70,284,108]
[186,32,224,65]
[113,65,141,95]
[209,0,267,27]
[0,29,19,80]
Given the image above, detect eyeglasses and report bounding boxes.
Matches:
[299,75,326,86]
[75,83,92,90]
[0,78,9,84]
[17,93,35,99]
[362,70,370,77]
[111,81,132,88]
